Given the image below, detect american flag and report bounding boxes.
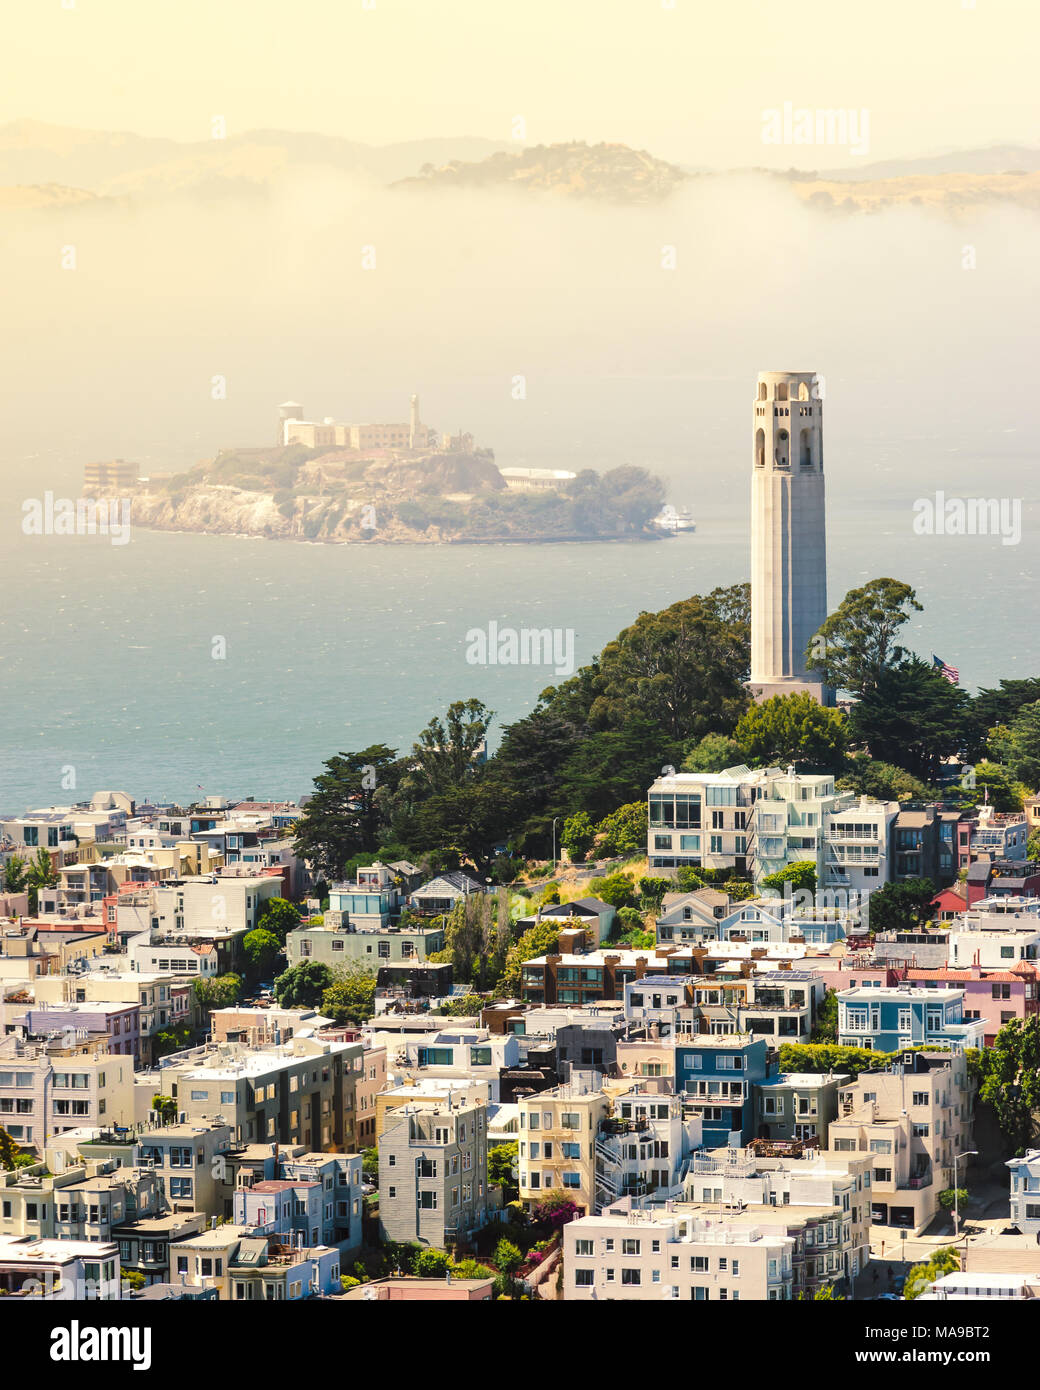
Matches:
[933,654,959,685]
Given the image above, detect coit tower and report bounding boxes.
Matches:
[749,369,832,704]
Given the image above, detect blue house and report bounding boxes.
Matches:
[837,986,986,1053]
[675,1035,774,1147]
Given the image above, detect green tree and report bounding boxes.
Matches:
[798,1282,844,1300]
[586,871,637,910]
[808,578,923,696]
[561,811,596,862]
[492,891,512,982]
[676,866,707,894]
[274,961,334,1010]
[761,859,817,897]
[590,585,751,741]
[413,1248,451,1277]
[293,744,400,880]
[438,993,484,1017]
[151,1094,178,1124]
[193,973,243,1015]
[153,1024,193,1059]
[255,897,301,944]
[865,878,937,933]
[904,1247,959,1300]
[321,964,378,1025]
[850,657,972,781]
[638,876,671,911]
[836,754,935,803]
[499,920,561,993]
[681,733,744,773]
[964,761,1024,812]
[493,1238,524,1275]
[1004,701,1040,791]
[26,848,58,914]
[488,1142,518,1194]
[242,928,282,979]
[121,1270,147,1293]
[937,1187,968,1213]
[0,1125,25,1170]
[2,854,27,894]
[411,699,493,797]
[978,1017,1040,1154]
[594,801,648,856]
[735,693,847,769]
[361,1146,379,1182]
[811,990,839,1043]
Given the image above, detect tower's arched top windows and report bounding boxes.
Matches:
[776,382,789,402]
[758,382,768,401]
[797,382,810,401]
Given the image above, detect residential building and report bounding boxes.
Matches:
[836,985,985,1052]
[593,1084,702,1212]
[948,898,1040,968]
[683,1143,873,1287]
[409,870,485,917]
[170,1225,341,1300]
[517,1078,609,1213]
[906,964,1039,1044]
[822,798,899,900]
[328,864,403,929]
[387,1026,519,1103]
[514,897,617,948]
[1007,1150,1040,1236]
[378,1097,489,1249]
[0,1235,121,1299]
[285,916,445,971]
[145,1033,364,1148]
[675,1035,774,1148]
[828,1050,973,1233]
[562,1203,794,1301]
[754,1072,849,1147]
[0,1034,135,1154]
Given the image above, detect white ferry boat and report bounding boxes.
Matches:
[652,504,697,534]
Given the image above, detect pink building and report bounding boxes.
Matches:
[907,963,1039,1045]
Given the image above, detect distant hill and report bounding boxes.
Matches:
[393,141,690,201]
[3,120,1040,216]
[0,119,510,195]
[817,144,1040,182]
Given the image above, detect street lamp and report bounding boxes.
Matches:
[952,1149,977,1255]
[552,817,561,870]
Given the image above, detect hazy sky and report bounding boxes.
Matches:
[4,0,1038,166]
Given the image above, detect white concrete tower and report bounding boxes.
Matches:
[749,369,832,704]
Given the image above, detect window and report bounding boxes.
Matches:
[622,1239,640,1255]
[575,1269,594,1287]
[621,1268,641,1285]
[418,1191,438,1210]
[575,1239,594,1256]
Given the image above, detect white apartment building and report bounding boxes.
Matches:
[822,798,899,904]
[647,765,852,886]
[948,898,1040,968]
[563,1204,795,1301]
[683,1144,872,1282]
[1007,1150,1040,1235]
[152,875,282,936]
[0,1036,135,1154]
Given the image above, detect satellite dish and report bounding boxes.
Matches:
[661,764,676,777]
